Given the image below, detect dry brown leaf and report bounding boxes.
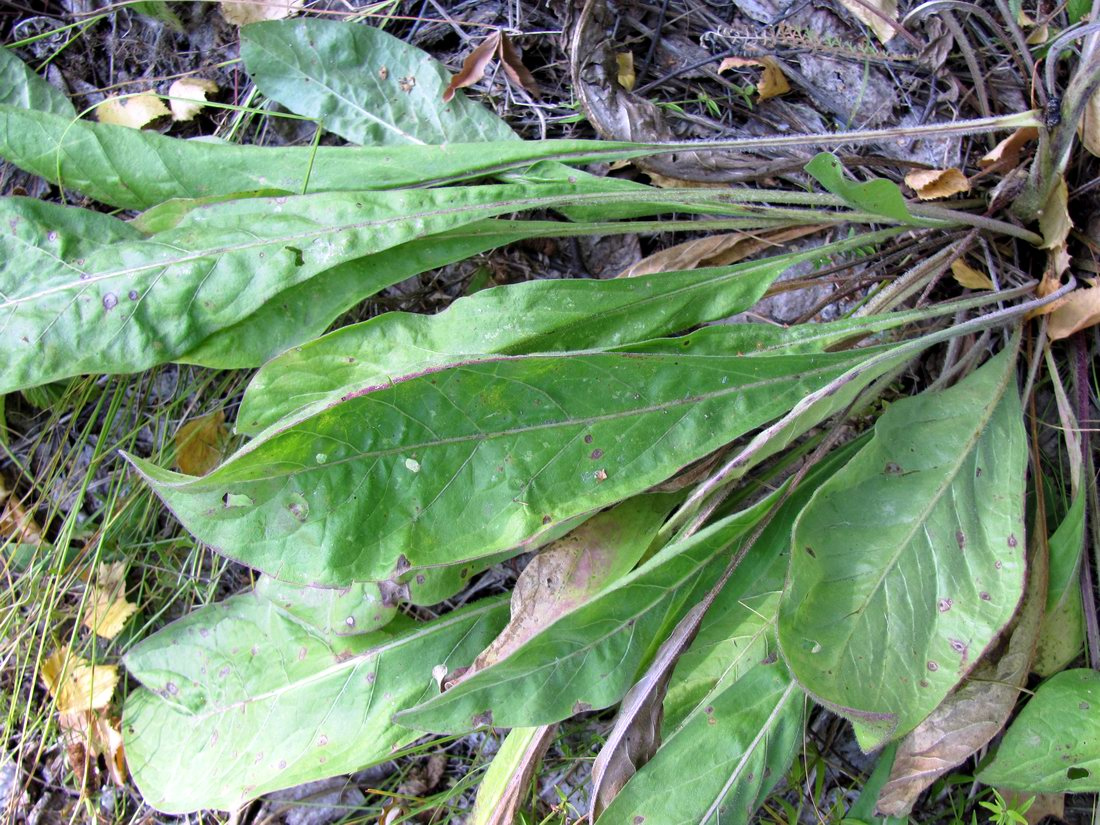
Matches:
[1048,283,1100,340]
[220,0,302,25]
[81,562,137,640]
[450,504,654,688]
[58,710,127,787]
[618,225,822,278]
[498,33,540,98]
[41,648,117,713]
[1,478,42,545]
[838,0,898,44]
[950,259,994,290]
[175,409,227,476]
[96,92,170,129]
[615,52,635,91]
[980,128,1039,169]
[168,78,218,122]
[876,533,1045,815]
[1080,88,1100,158]
[717,55,789,100]
[442,32,501,103]
[904,168,970,200]
[643,173,727,189]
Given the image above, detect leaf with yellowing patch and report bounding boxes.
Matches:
[220,0,302,25]
[1048,283,1100,340]
[81,562,138,640]
[838,0,898,44]
[980,128,1038,169]
[904,168,970,200]
[41,648,117,713]
[950,259,994,290]
[96,92,170,129]
[174,410,227,477]
[168,78,218,122]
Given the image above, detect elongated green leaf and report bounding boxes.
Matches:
[596,661,803,825]
[179,218,535,369]
[2,180,658,393]
[241,19,516,146]
[123,593,508,813]
[805,153,917,223]
[397,443,848,733]
[237,230,901,435]
[977,669,1100,791]
[129,345,886,585]
[0,48,75,117]
[470,725,557,824]
[1034,492,1085,675]
[778,344,1027,750]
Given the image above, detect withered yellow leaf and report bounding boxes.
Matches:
[41,648,117,713]
[838,0,898,44]
[96,92,169,129]
[980,127,1038,168]
[81,561,137,640]
[1080,88,1100,158]
[615,52,636,91]
[175,409,227,476]
[1039,176,1072,251]
[904,168,970,200]
[717,55,789,100]
[58,709,128,786]
[1,478,42,545]
[950,259,994,290]
[1048,283,1100,340]
[168,78,218,122]
[220,0,303,25]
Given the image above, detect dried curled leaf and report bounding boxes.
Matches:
[498,33,540,98]
[174,410,227,477]
[904,168,970,200]
[980,127,1038,169]
[950,259,994,290]
[168,78,218,122]
[220,0,303,25]
[96,92,170,129]
[59,709,128,788]
[618,225,821,278]
[718,56,790,101]
[81,562,138,640]
[442,32,501,103]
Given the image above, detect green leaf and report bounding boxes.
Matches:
[252,576,398,636]
[1033,491,1086,676]
[596,661,803,825]
[129,345,886,585]
[778,344,1028,750]
[123,592,508,813]
[398,442,849,733]
[2,180,651,393]
[805,153,917,224]
[977,669,1100,791]
[470,725,557,824]
[236,230,901,435]
[178,218,535,369]
[0,47,75,117]
[240,19,516,146]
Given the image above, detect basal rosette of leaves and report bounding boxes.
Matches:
[3,13,1094,822]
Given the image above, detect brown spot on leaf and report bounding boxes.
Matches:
[595,469,608,481]
[542,514,552,524]
[584,434,593,444]
[573,701,592,714]
[956,530,966,550]
[980,591,992,601]
[938,598,953,612]
[472,710,493,727]
[884,462,903,474]
[927,661,939,671]
[590,448,604,459]
[298,647,307,660]
[1008,534,1018,548]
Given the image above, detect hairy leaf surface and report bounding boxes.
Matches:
[130,346,886,584]
[977,669,1100,791]
[123,593,507,812]
[778,345,1027,750]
